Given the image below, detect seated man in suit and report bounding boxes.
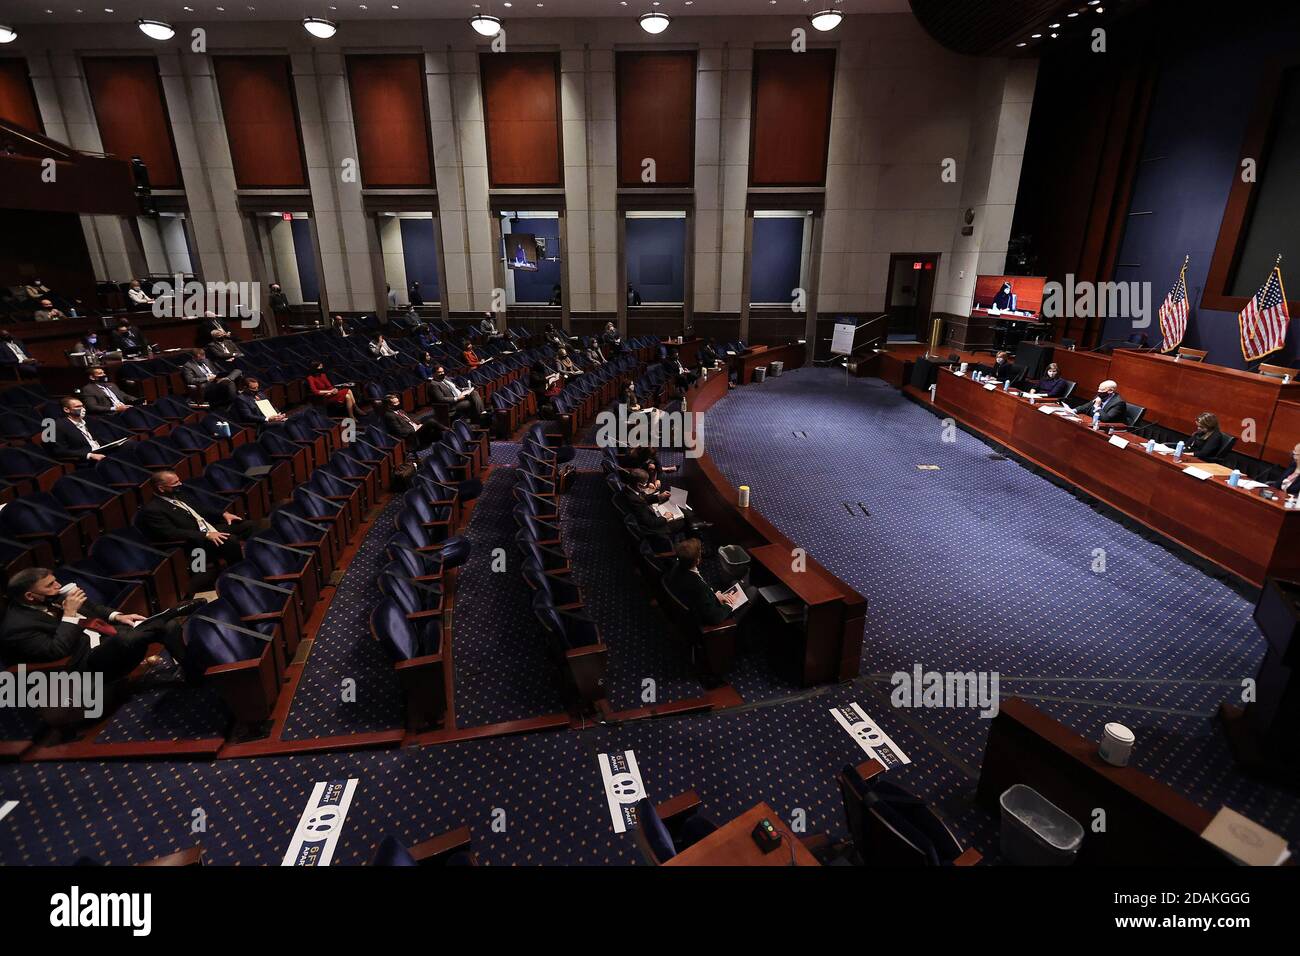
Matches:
[82,367,144,414]
[1,567,185,683]
[1186,412,1233,464]
[182,348,237,406]
[45,396,110,464]
[381,392,442,448]
[662,347,699,392]
[111,319,152,358]
[33,298,66,322]
[0,329,39,376]
[370,334,399,359]
[626,468,690,537]
[138,469,260,567]
[1073,379,1128,424]
[428,365,488,423]
[698,338,722,370]
[662,538,758,629]
[206,333,243,363]
[232,376,287,426]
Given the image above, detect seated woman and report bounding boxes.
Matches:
[307,361,357,418]
[1186,412,1232,464]
[618,444,677,489]
[1025,361,1070,399]
[528,362,563,414]
[555,348,583,378]
[584,341,605,366]
[621,381,663,434]
[462,340,483,369]
[72,331,109,366]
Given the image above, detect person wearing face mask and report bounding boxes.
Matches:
[584,340,605,366]
[82,368,143,414]
[111,319,152,358]
[0,567,186,684]
[126,278,154,310]
[139,470,261,567]
[1186,412,1233,464]
[555,348,583,378]
[462,338,485,369]
[370,334,398,359]
[976,350,1022,385]
[183,348,237,406]
[45,396,109,464]
[1273,443,1300,495]
[34,298,66,322]
[601,321,624,354]
[1026,361,1070,399]
[381,392,442,448]
[232,376,287,425]
[72,331,107,366]
[0,330,39,376]
[307,361,357,418]
[428,365,487,423]
[1073,379,1128,424]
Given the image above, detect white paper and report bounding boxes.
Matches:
[1182,466,1213,481]
[1108,436,1130,449]
[983,382,998,391]
[1238,479,1266,490]
[1038,404,1058,415]
[255,398,278,419]
[653,502,683,521]
[717,583,748,610]
[668,486,688,506]
[1152,443,1175,455]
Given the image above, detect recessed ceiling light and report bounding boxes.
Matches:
[1016,42,1026,47]
[1067,12,1078,17]
[639,11,670,34]
[1049,32,1058,38]
[809,8,843,31]
[1049,22,1060,27]
[137,18,175,39]
[104,7,114,12]
[469,13,502,36]
[1031,33,1042,38]
[302,16,338,38]
[0,25,17,43]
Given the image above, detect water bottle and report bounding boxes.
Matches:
[1174,440,1185,460]
[1002,379,1010,392]
[1228,469,1241,487]
[1144,439,1155,453]
[1092,412,1100,431]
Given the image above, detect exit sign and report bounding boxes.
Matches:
[281,213,293,221]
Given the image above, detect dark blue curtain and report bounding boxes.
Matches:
[291,218,320,303]
[626,217,686,302]
[400,217,441,301]
[750,216,804,304]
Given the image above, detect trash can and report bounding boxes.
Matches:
[770,360,784,378]
[752,366,767,383]
[999,784,1083,865]
[717,544,751,585]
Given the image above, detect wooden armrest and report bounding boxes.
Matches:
[952,848,982,866]
[699,620,737,634]
[408,826,473,863]
[138,846,204,867]
[852,758,888,785]
[394,651,443,669]
[655,790,703,824]
[405,609,442,621]
[205,658,262,676]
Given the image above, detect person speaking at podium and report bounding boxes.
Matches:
[1073,379,1127,424]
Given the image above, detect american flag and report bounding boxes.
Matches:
[1239,264,1291,362]
[1158,263,1189,353]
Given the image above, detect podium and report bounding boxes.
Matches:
[1219,577,1300,786]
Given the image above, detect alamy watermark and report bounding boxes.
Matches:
[0,666,104,720]
[594,405,705,458]
[150,273,260,325]
[890,664,1000,718]
[1042,274,1153,328]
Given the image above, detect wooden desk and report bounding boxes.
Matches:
[1051,347,1111,398]
[932,369,1300,587]
[731,342,806,385]
[681,366,865,685]
[663,802,820,866]
[661,336,700,367]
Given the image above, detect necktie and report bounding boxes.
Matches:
[74,419,100,450]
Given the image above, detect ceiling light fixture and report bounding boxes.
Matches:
[809,9,843,31]
[469,13,502,36]
[639,11,671,34]
[302,16,338,38]
[137,18,175,39]
[0,25,17,43]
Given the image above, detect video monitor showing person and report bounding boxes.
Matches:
[969,275,1046,321]
[505,234,541,272]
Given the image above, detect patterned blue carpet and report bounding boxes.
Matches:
[1,366,1296,863]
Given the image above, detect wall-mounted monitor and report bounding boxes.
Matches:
[969,274,1046,322]
[505,233,541,271]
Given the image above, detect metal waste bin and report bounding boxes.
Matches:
[770,360,784,378]
[717,544,751,585]
[999,784,1083,865]
[752,366,767,383]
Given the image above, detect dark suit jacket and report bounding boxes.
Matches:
[112,327,149,356]
[663,563,729,626]
[200,317,230,344]
[82,380,140,413]
[206,339,242,362]
[629,492,673,532]
[183,359,222,387]
[1074,392,1128,424]
[232,391,272,425]
[1187,429,1232,464]
[428,378,462,404]
[45,416,102,462]
[1277,467,1300,494]
[1,598,116,668]
[138,487,226,546]
[0,338,34,366]
[383,407,420,439]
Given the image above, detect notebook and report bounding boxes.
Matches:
[717,583,748,611]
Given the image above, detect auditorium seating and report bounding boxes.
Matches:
[839,760,981,866]
[633,792,721,865]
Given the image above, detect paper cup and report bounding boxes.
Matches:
[1098,722,1135,767]
[738,485,750,508]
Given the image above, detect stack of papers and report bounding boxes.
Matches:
[716,583,748,611]
[653,502,684,521]
[667,486,688,506]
